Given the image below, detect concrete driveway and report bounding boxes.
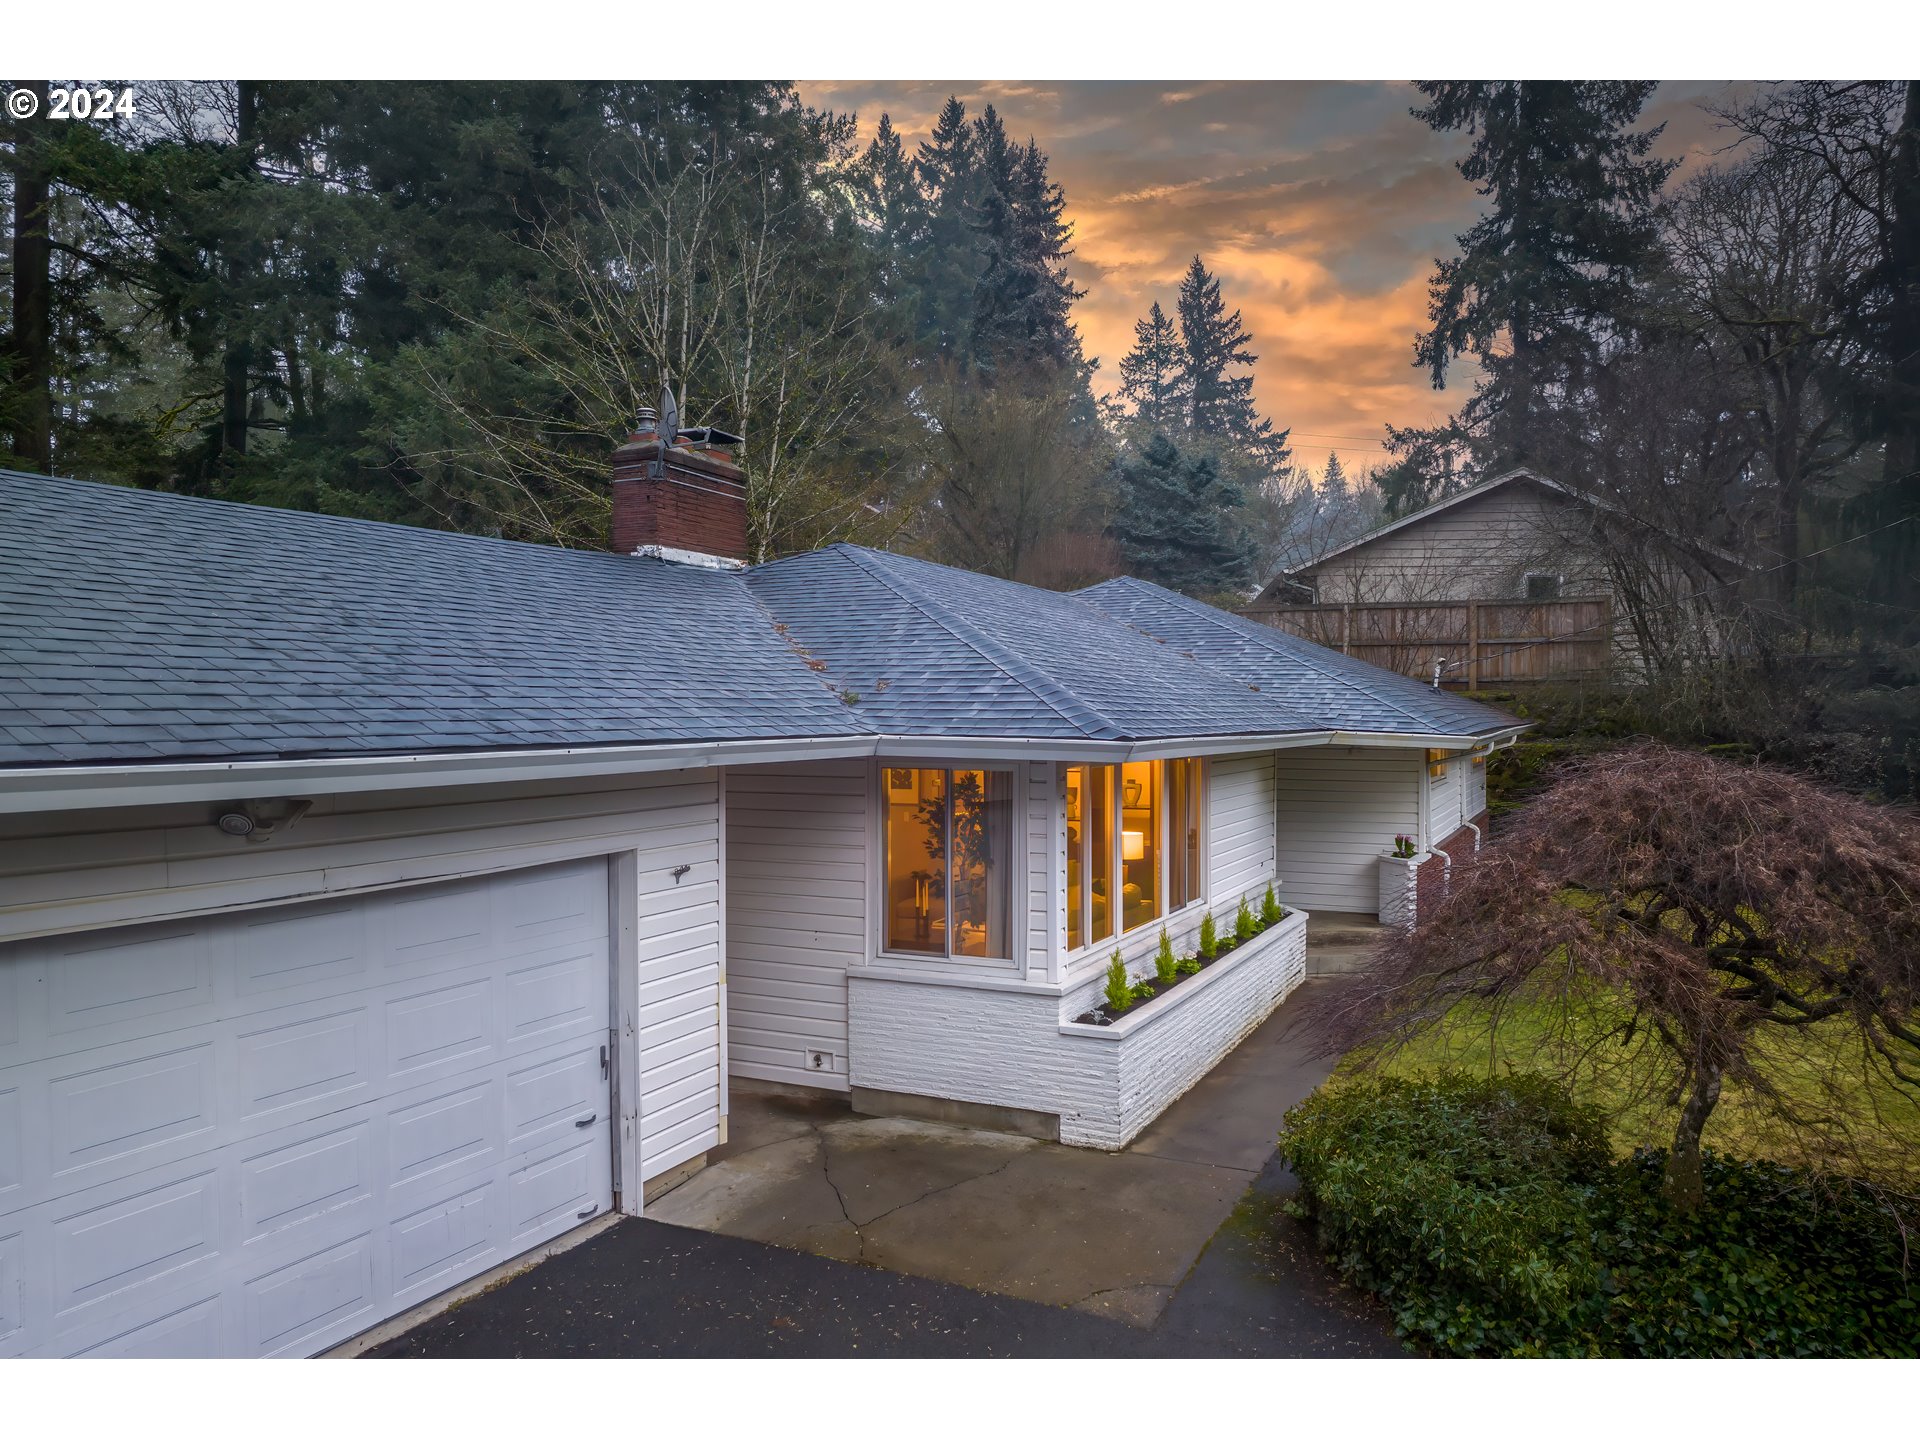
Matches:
[647,987,1345,1328]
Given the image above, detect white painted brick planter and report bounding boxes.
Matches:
[848,908,1309,1150]
[1377,850,1426,930]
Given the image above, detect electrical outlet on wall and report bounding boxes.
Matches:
[806,1050,835,1073]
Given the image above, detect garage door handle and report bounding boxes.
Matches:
[577,1204,598,1219]
[574,1112,596,1128]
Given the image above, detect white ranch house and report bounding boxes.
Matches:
[0,419,1520,1357]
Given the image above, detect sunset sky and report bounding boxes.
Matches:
[799,80,1751,479]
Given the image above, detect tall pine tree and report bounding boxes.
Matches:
[1174,254,1292,478]
[915,97,980,359]
[1409,82,1676,469]
[1116,301,1184,433]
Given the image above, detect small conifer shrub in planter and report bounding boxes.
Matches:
[1261,882,1284,928]
[1234,895,1257,944]
[1104,951,1132,1013]
[1197,911,1219,961]
[1154,928,1178,984]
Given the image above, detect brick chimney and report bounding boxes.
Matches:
[609,408,749,567]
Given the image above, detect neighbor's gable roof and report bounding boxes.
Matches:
[1077,574,1520,739]
[1259,465,1743,604]
[0,470,868,766]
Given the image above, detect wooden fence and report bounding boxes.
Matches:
[1236,597,1612,690]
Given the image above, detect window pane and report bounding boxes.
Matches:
[1167,758,1199,911]
[1120,760,1161,933]
[1064,765,1085,953]
[884,767,945,954]
[949,770,1012,959]
[1089,763,1114,943]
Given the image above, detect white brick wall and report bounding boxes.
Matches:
[850,908,1308,1149]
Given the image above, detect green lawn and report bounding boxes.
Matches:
[1338,992,1920,1188]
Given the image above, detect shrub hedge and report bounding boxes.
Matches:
[1280,1074,1919,1357]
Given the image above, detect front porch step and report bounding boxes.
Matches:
[1304,911,1388,976]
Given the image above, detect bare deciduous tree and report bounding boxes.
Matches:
[1311,743,1920,1211]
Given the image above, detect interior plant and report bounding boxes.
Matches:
[1261,882,1283,927]
[1154,928,1177,983]
[1234,894,1256,943]
[1197,911,1218,961]
[1105,951,1132,1012]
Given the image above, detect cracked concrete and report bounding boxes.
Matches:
[645,989,1342,1329]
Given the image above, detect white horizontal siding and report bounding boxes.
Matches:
[1273,747,1422,915]
[1207,751,1277,909]
[1026,761,1053,980]
[723,759,867,1092]
[1426,756,1462,848]
[1466,756,1488,820]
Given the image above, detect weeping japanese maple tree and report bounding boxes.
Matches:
[1315,743,1920,1210]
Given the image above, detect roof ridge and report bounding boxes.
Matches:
[1086,576,1445,733]
[735,559,880,735]
[0,466,634,568]
[837,547,1126,740]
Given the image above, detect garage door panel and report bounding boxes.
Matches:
[388,1178,497,1305]
[380,877,493,977]
[0,1227,22,1349]
[493,863,608,950]
[231,903,370,1001]
[384,975,497,1081]
[235,1006,374,1122]
[49,1041,217,1181]
[66,1288,225,1359]
[0,1084,20,1209]
[509,1133,605,1241]
[239,1119,374,1243]
[51,1165,222,1322]
[504,944,609,1050]
[44,925,213,1041]
[244,1230,376,1358]
[385,1076,500,1194]
[505,1044,604,1150]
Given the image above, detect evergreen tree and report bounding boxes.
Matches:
[1321,450,1348,498]
[968,131,1084,374]
[1173,255,1292,476]
[1410,82,1676,465]
[1108,429,1254,595]
[915,96,980,359]
[855,113,928,315]
[1116,301,1184,432]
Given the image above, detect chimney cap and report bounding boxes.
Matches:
[675,426,743,447]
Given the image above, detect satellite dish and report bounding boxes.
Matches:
[658,384,680,446]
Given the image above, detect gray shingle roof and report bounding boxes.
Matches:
[744,546,1320,741]
[1075,575,1520,738]
[0,472,1521,769]
[0,470,866,766]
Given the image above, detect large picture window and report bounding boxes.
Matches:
[1064,758,1205,952]
[884,766,1014,961]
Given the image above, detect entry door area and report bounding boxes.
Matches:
[0,858,613,1357]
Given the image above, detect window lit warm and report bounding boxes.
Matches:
[1064,758,1204,951]
[885,766,1013,961]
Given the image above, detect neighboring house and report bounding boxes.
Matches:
[1247,468,1742,684]
[0,418,1521,1358]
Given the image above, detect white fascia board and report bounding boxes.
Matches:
[869,731,1334,764]
[0,735,879,814]
[1326,723,1532,750]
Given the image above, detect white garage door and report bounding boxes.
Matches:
[0,858,614,1357]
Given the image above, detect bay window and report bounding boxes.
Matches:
[1064,757,1206,952]
[884,766,1014,961]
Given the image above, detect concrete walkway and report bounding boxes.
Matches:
[647,986,1341,1328]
